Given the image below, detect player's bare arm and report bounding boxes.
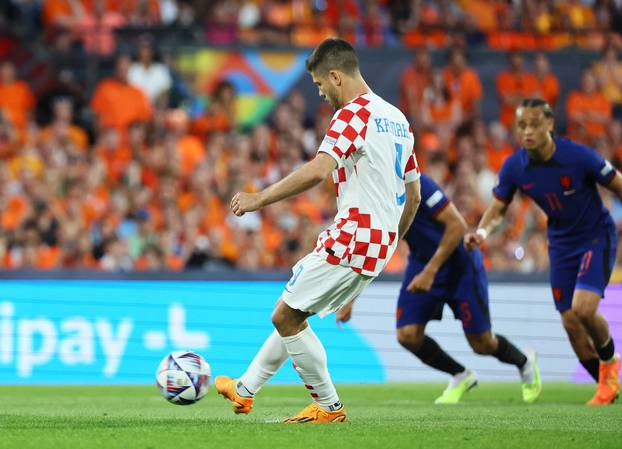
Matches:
[605,170,622,202]
[230,152,337,216]
[398,179,421,239]
[335,301,354,325]
[408,202,467,292]
[464,198,509,250]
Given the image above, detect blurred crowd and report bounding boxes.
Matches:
[1,1,622,51]
[2,1,622,273]
[0,49,342,272]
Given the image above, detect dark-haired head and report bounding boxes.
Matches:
[306,38,370,110]
[515,98,555,156]
[305,38,359,77]
[518,98,554,118]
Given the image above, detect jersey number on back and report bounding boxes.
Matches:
[394,143,406,205]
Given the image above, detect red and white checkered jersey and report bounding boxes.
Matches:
[314,92,420,276]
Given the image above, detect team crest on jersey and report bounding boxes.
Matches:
[560,175,572,190]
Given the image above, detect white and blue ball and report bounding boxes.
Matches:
[156,350,211,405]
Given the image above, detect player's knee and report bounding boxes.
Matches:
[397,327,423,350]
[271,308,287,332]
[561,311,586,340]
[562,310,580,330]
[469,338,495,355]
[272,303,307,336]
[571,303,596,323]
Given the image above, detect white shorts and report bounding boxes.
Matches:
[281,252,374,318]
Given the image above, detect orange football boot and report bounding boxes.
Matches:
[215,376,254,414]
[282,403,347,423]
[587,355,620,406]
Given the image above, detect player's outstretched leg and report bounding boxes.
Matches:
[215,329,289,414]
[572,290,620,405]
[466,332,542,403]
[273,301,346,423]
[281,325,347,423]
[397,325,478,404]
[561,310,600,383]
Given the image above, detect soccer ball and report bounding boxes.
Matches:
[156,350,211,405]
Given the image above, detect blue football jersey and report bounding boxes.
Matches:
[403,174,474,283]
[493,137,615,247]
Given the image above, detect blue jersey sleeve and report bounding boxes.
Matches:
[580,144,616,185]
[492,157,516,203]
[420,175,450,217]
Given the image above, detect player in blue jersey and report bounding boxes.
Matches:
[465,98,621,405]
[337,173,542,404]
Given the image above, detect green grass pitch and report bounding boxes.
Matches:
[0,383,620,449]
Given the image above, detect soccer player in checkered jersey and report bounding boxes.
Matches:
[215,38,421,423]
[466,98,621,405]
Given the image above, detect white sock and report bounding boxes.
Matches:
[448,369,471,388]
[282,325,341,410]
[520,353,534,384]
[238,329,289,395]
